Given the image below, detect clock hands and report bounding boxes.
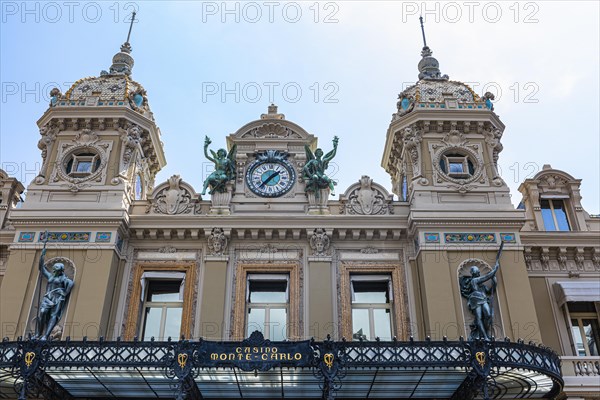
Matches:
[259,171,281,188]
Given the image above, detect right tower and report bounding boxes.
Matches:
[382,20,541,342]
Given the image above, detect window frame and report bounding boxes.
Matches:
[233,263,300,340]
[124,262,196,340]
[339,262,408,341]
[540,198,571,231]
[245,274,289,340]
[66,152,100,177]
[350,276,394,341]
[140,279,184,340]
[564,302,600,357]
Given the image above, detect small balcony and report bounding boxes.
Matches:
[560,356,600,399]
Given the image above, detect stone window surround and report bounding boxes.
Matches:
[124,261,196,340]
[338,262,408,341]
[231,263,300,340]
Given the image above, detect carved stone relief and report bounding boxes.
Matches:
[147,175,196,215]
[35,123,60,183]
[340,176,393,215]
[240,122,303,139]
[207,228,228,256]
[118,122,146,174]
[49,129,113,192]
[429,131,486,189]
[309,228,330,256]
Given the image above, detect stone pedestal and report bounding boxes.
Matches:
[209,183,233,215]
[307,188,331,215]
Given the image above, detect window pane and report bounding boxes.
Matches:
[353,281,389,304]
[373,309,392,340]
[143,307,162,340]
[247,307,266,335]
[582,319,600,356]
[147,280,181,302]
[552,200,571,231]
[352,308,370,340]
[540,199,556,231]
[568,302,597,313]
[249,280,287,303]
[164,307,182,340]
[76,161,92,173]
[571,320,586,356]
[269,308,287,341]
[449,162,464,174]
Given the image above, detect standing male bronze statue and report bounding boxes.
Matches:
[35,247,74,340]
[460,242,504,340]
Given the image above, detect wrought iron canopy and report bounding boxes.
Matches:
[0,333,563,400]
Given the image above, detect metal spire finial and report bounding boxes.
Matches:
[126,11,136,44]
[419,16,427,48]
[103,11,136,76]
[416,16,448,81]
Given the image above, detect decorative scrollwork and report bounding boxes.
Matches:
[341,176,393,215]
[148,175,196,215]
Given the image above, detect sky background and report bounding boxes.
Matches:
[1,1,599,213]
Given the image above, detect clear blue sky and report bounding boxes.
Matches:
[1,1,599,213]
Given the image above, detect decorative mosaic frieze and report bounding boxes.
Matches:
[39,232,91,243]
[18,232,36,242]
[424,233,440,243]
[499,233,516,243]
[444,233,496,243]
[95,232,112,242]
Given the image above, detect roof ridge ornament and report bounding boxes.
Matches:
[417,16,449,81]
[102,11,137,76]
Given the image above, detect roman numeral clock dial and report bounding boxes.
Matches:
[245,151,296,197]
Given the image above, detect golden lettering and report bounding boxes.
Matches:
[294,353,302,360]
[261,354,268,361]
[236,347,242,354]
[211,353,218,361]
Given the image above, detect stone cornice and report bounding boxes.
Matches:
[521,231,600,248]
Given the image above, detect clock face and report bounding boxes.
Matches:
[246,159,296,197]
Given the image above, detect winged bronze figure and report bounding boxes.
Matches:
[201,136,237,195]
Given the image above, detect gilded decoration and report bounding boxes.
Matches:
[338,262,409,341]
[231,263,301,340]
[123,262,197,340]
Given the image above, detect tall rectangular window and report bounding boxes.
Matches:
[540,199,571,231]
[246,274,288,341]
[568,302,600,356]
[141,280,183,340]
[351,275,393,341]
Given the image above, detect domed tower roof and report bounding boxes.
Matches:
[393,17,495,119]
[47,12,154,121]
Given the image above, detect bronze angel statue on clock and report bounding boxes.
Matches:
[303,136,339,197]
[201,136,237,195]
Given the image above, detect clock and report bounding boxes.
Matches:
[246,151,296,197]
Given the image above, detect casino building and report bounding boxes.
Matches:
[0,21,598,400]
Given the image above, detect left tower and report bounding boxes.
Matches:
[0,33,166,340]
